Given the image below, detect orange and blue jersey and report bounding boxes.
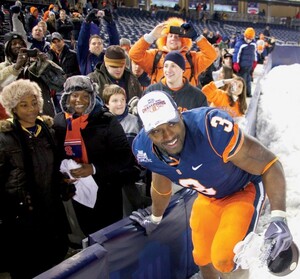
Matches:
[132,107,261,199]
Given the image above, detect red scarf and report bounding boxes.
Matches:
[64,113,89,164]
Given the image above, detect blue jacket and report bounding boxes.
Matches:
[77,20,120,75]
[233,38,257,68]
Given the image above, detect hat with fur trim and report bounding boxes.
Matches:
[0,79,44,116]
[164,51,185,70]
[60,75,98,114]
[244,27,255,40]
[104,45,126,67]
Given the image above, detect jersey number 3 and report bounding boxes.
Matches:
[211,116,233,133]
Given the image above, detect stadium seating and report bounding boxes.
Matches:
[112,7,300,48]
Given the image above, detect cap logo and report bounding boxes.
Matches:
[142,98,167,114]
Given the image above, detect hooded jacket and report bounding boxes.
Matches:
[0,30,57,117]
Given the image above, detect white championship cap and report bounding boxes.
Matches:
[137,91,180,133]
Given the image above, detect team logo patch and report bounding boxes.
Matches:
[137,150,152,163]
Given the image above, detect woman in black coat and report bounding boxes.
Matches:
[54,75,138,236]
[0,79,69,279]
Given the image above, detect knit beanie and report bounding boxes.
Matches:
[104,45,126,67]
[244,28,255,40]
[164,51,185,70]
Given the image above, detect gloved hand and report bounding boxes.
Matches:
[102,8,113,23]
[262,217,293,263]
[233,62,240,73]
[85,8,99,23]
[130,208,161,235]
[180,21,199,41]
[252,61,258,70]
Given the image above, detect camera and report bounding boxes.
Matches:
[26,49,38,57]
[169,26,188,37]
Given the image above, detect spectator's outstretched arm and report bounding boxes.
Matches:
[193,35,218,75]
[129,22,167,75]
[12,13,28,45]
[101,8,119,45]
[77,21,100,74]
[104,17,119,46]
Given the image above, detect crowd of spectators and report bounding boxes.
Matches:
[0,1,278,278]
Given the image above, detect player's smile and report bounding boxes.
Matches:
[163,138,178,149]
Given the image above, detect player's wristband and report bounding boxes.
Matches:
[151,214,162,224]
[271,210,287,219]
[270,210,287,223]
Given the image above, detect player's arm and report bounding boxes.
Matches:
[130,172,172,235]
[151,172,173,218]
[229,133,294,265]
[228,133,286,212]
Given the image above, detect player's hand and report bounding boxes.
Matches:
[263,217,293,262]
[130,208,160,235]
[180,21,199,41]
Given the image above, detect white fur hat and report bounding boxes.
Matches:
[0,79,44,116]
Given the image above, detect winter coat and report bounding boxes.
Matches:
[0,115,69,277]
[233,38,257,68]
[55,18,74,40]
[27,36,51,53]
[48,44,80,78]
